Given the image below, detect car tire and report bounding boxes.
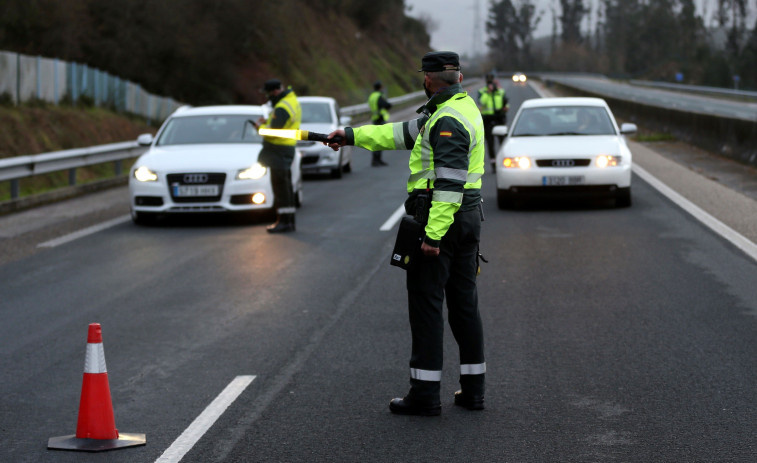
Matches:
[497,189,515,210]
[343,159,352,173]
[295,186,303,208]
[132,210,157,226]
[331,153,343,179]
[615,187,632,208]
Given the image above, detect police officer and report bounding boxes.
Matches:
[326,51,487,416]
[478,73,508,171]
[255,79,301,233]
[368,80,392,166]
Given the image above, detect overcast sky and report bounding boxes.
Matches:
[405,0,726,57]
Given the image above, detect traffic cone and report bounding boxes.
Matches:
[48,323,146,452]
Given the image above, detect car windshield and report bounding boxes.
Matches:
[156,115,264,145]
[511,106,616,137]
[300,102,333,124]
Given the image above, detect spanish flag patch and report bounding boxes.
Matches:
[439,131,452,137]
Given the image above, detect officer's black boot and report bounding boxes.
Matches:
[266,214,295,233]
[454,374,485,410]
[389,379,441,416]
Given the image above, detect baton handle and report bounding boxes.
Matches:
[306,131,344,144]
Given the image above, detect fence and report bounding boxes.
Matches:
[0,50,182,123]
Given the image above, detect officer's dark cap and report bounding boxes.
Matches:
[262,79,282,92]
[418,51,461,72]
[373,80,382,90]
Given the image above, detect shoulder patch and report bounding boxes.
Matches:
[439,131,452,137]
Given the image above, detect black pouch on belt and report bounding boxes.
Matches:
[390,216,424,270]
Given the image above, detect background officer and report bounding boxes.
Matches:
[478,73,508,171]
[368,80,392,166]
[325,51,487,416]
[256,79,301,233]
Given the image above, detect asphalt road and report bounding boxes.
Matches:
[1,83,756,462]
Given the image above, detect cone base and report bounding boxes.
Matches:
[48,432,146,452]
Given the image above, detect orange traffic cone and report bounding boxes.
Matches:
[48,323,146,452]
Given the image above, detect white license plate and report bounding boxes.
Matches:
[172,184,220,197]
[542,176,585,186]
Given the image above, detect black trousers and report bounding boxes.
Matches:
[482,113,506,159]
[270,167,294,214]
[405,208,485,402]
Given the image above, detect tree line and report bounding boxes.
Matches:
[487,0,757,90]
[0,0,430,106]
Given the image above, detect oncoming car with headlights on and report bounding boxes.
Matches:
[129,105,302,224]
[494,97,636,209]
[297,96,353,178]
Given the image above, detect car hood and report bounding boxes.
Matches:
[135,143,263,170]
[504,135,625,157]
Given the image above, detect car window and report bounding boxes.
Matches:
[512,106,616,137]
[156,115,263,145]
[300,102,333,123]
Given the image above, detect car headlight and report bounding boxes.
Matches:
[502,156,531,169]
[133,166,158,182]
[519,75,527,82]
[237,163,267,180]
[596,155,621,168]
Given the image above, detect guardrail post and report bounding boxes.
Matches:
[11,179,20,199]
[68,168,76,186]
[115,160,122,176]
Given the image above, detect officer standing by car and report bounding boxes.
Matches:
[325,51,487,416]
[256,79,301,233]
[478,73,508,171]
[368,80,392,166]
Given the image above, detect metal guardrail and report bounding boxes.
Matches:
[0,141,147,200]
[629,80,757,99]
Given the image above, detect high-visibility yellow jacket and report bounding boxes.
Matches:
[345,83,485,245]
[477,86,506,115]
[259,88,301,168]
[368,90,391,124]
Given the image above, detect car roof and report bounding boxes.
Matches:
[170,105,266,117]
[298,96,335,104]
[521,97,608,108]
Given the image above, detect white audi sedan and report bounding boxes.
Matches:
[129,105,302,224]
[494,97,636,209]
[297,96,352,178]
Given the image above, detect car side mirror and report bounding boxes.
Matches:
[137,133,154,146]
[339,115,352,126]
[620,123,637,135]
[492,125,508,137]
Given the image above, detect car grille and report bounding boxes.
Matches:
[535,159,591,167]
[166,173,225,203]
[301,155,320,165]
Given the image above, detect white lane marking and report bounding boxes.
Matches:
[380,204,407,231]
[155,375,256,463]
[37,215,131,248]
[633,164,757,263]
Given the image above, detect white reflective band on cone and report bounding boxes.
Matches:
[460,363,486,375]
[83,343,107,374]
[410,368,442,381]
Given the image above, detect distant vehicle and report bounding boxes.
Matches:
[129,105,302,224]
[494,97,637,209]
[297,96,353,178]
[512,73,527,84]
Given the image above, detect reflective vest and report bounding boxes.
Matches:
[350,86,484,242]
[260,88,301,146]
[478,86,506,115]
[368,91,390,123]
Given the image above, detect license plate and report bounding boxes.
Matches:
[542,176,585,186]
[172,184,219,197]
